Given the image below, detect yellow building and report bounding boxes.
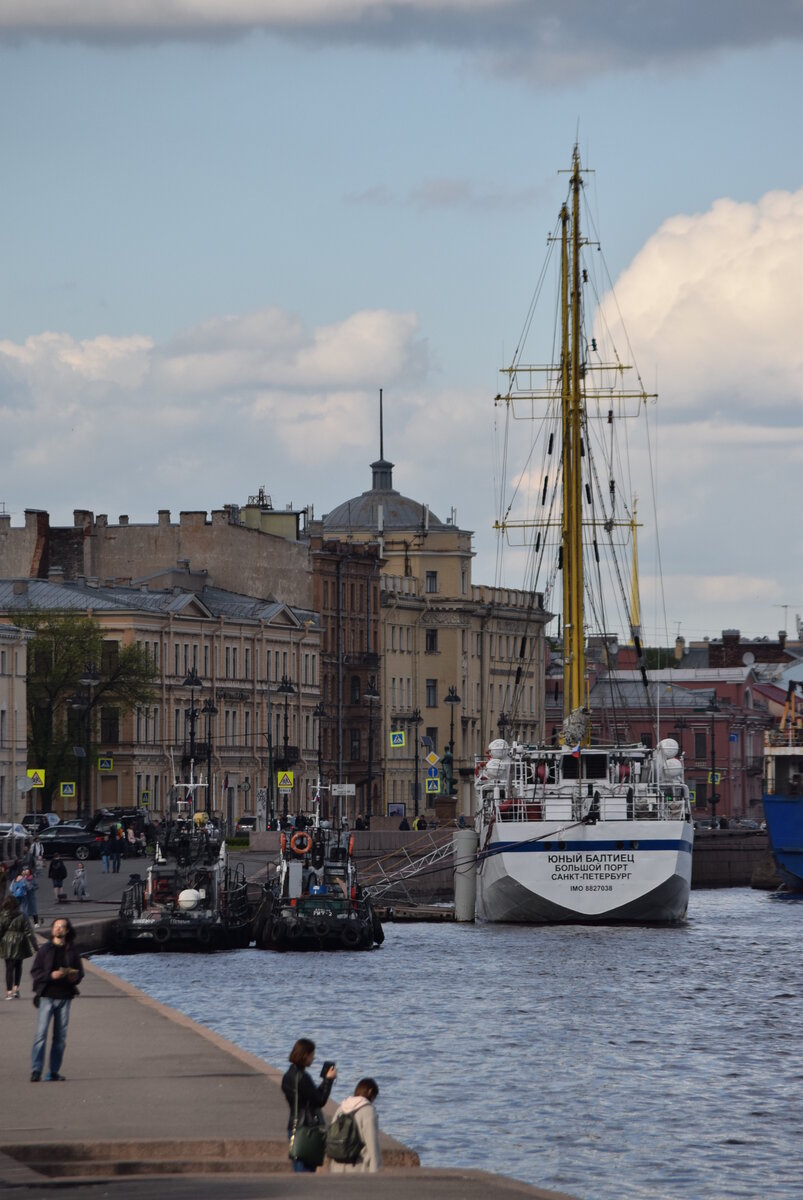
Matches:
[313,450,550,819]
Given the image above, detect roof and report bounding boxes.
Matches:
[321,457,446,533]
[0,579,319,629]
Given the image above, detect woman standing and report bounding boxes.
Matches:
[328,1078,382,1174]
[21,867,40,926]
[281,1038,337,1173]
[1,895,37,1000]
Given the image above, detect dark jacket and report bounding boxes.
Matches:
[30,938,84,1001]
[48,859,67,884]
[0,911,36,962]
[281,1064,333,1130]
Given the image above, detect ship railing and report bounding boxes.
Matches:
[495,787,687,823]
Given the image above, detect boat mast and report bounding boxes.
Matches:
[562,148,585,722]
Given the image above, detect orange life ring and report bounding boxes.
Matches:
[290,831,312,856]
[280,832,287,854]
[348,835,354,857]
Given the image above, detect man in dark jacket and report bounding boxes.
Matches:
[48,853,67,902]
[30,916,83,1082]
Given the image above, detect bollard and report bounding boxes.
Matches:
[452,828,479,921]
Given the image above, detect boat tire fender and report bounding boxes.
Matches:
[341,924,361,948]
[153,923,170,945]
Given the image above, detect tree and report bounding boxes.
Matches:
[18,611,158,808]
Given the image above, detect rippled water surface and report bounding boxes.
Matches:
[95,889,802,1200]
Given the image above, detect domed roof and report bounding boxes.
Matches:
[322,457,445,532]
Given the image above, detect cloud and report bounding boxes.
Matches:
[2,2,800,80]
[595,187,803,427]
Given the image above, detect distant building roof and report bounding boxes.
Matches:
[321,457,447,533]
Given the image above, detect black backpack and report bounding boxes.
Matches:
[325,1110,364,1164]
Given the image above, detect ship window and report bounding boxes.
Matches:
[583,753,608,780]
[562,756,579,780]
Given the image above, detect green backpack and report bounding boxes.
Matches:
[325,1110,364,1164]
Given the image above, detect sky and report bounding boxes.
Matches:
[1,1,801,644]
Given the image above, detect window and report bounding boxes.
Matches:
[100,707,120,745]
[391,625,397,651]
[304,653,309,684]
[245,648,251,679]
[101,641,119,676]
[694,731,707,760]
[640,732,654,749]
[203,645,209,676]
[192,644,198,670]
[175,644,180,675]
[426,679,438,707]
[426,726,438,754]
[476,633,482,656]
[136,707,142,741]
[184,643,189,673]
[461,568,467,596]
[350,675,361,704]
[244,710,250,742]
[406,628,412,652]
[425,629,438,654]
[350,729,361,761]
[426,571,438,594]
[225,647,231,678]
[391,677,397,709]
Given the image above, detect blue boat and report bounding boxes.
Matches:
[762,683,803,892]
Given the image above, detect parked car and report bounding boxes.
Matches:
[234,815,258,837]
[37,825,103,861]
[22,813,60,834]
[0,822,31,841]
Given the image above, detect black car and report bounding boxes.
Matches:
[37,826,103,861]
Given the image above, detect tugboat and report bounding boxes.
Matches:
[113,764,253,951]
[253,805,384,952]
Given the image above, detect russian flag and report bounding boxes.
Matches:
[571,743,581,758]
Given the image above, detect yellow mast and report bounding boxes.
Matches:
[563,148,585,721]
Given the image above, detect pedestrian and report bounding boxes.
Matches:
[398,816,410,831]
[100,834,111,873]
[21,866,40,925]
[30,916,83,1082]
[111,829,123,873]
[27,835,44,876]
[48,853,68,902]
[72,863,89,902]
[126,825,136,855]
[281,1038,337,1174]
[1,895,37,1000]
[328,1077,382,1174]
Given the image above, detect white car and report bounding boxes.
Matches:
[0,822,30,840]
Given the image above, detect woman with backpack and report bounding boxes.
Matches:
[328,1077,382,1174]
[1,895,37,1000]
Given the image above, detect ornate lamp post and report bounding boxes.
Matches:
[443,685,461,797]
[183,668,202,765]
[364,676,380,822]
[73,663,100,820]
[201,697,218,814]
[313,701,326,798]
[410,707,423,817]
[276,674,295,818]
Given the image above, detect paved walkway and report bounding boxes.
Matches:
[1,855,579,1199]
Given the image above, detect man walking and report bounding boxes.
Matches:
[30,917,83,1082]
[48,853,68,903]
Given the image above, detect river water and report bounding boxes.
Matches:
[95,888,802,1200]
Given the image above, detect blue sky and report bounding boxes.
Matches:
[1,3,801,642]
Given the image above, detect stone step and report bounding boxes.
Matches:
[33,1159,294,1178]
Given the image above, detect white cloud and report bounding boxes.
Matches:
[596,188,803,425]
[2,2,799,81]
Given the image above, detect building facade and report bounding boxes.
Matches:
[0,624,32,824]
[0,575,321,826]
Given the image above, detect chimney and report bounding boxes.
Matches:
[48,566,65,583]
[119,515,129,526]
[779,631,787,649]
[12,579,28,595]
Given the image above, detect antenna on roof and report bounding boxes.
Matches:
[379,387,384,460]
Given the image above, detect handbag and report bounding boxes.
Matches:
[288,1071,327,1169]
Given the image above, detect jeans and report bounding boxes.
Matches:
[31,997,71,1078]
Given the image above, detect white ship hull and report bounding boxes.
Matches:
[475,819,693,924]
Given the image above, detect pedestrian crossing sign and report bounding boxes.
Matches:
[277,770,294,791]
[426,778,441,794]
[707,771,721,784]
[27,769,45,788]
[98,757,113,771]
[60,782,76,798]
[390,731,406,748]
[139,791,150,807]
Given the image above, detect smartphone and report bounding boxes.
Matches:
[320,1060,335,1078]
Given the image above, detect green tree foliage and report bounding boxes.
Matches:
[17,612,158,806]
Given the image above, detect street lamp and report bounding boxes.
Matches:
[201,697,218,814]
[313,701,326,805]
[183,668,202,765]
[364,677,380,822]
[409,707,423,817]
[75,663,100,820]
[276,674,295,817]
[695,697,721,830]
[443,685,461,797]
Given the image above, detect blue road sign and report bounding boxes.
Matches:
[426,766,439,778]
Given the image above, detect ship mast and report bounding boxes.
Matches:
[562,148,585,721]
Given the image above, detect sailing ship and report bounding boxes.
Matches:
[762,682,803,891]
[474,148,694,924]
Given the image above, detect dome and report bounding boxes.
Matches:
[321,457,445,532]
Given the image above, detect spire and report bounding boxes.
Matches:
[371,386,394,491]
